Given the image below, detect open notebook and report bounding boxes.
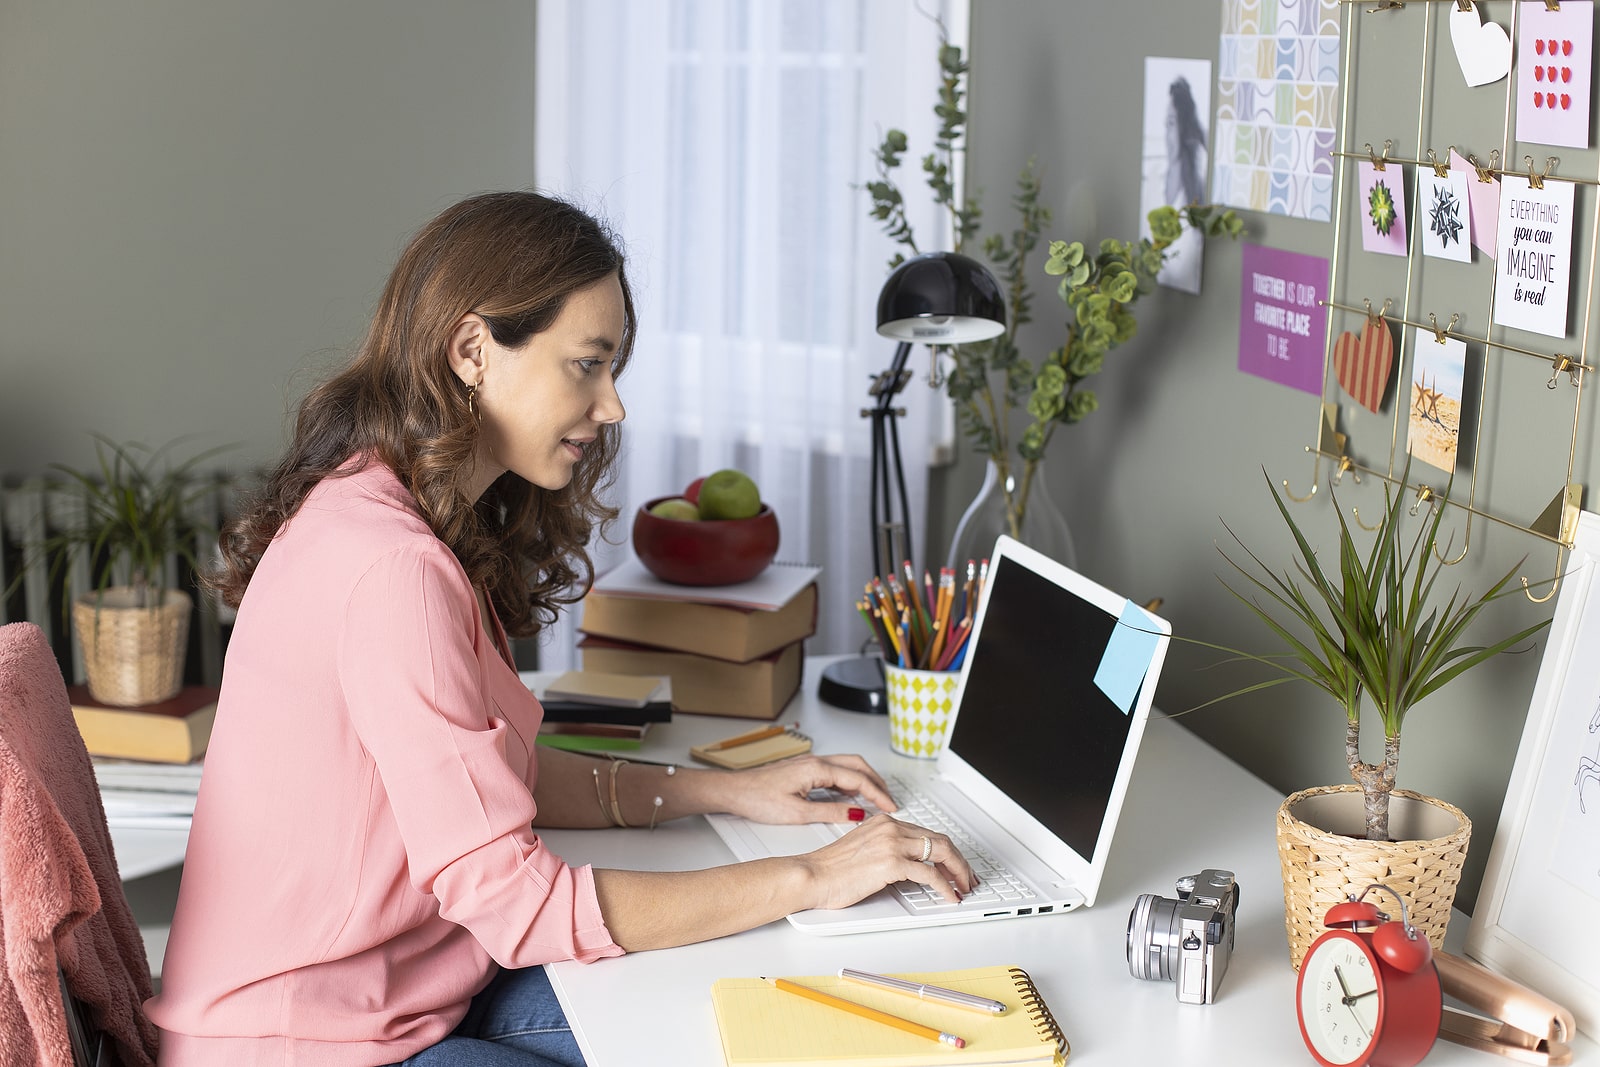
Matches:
[705,535,1170,934]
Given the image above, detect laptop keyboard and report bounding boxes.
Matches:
[881,775,1036,911]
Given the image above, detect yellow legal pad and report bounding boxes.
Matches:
[710,965,1067,1066]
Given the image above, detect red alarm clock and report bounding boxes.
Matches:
[1296,884,1441,1067]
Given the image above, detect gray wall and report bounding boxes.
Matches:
[0,1,538,477]
[948,1,1600,911]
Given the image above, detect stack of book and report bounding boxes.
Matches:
[577,558,821,720]
[534,671,672,752]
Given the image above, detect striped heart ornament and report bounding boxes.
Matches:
[1333,316,1394,413]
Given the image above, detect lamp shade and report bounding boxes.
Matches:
[875,251,1006,343]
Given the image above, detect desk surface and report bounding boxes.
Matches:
[537,656,1598,1066]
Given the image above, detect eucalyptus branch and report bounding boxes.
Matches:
[865,37,1240,549]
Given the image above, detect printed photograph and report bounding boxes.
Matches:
[1407,334,1466,474]
[1140,56,1213,294]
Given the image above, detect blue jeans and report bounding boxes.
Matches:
[387,966,586,1066]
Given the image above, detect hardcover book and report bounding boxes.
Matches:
[579,581,818,663]
[577,636,803,720]
[67,685,218,764]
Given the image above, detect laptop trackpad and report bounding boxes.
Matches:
[711,815,841,860]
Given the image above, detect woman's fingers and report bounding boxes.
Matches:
[802,814,974,910]
[722,753,899,825]
[804,754,897,813]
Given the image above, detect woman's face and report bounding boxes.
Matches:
[470,272,627,496]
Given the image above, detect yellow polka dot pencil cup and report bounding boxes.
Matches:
[884,663,961,758]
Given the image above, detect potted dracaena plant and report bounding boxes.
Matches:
[36,435,228,706]
[1202,455,1549,968]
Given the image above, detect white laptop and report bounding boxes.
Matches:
[704,534,1172,935]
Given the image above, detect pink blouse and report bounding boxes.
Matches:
[146,459,621,1067]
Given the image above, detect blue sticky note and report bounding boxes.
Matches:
[1094,601,1161,715]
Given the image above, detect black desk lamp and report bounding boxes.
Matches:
[818,251,1006,713]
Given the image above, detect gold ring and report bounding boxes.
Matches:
[920,836,933,863]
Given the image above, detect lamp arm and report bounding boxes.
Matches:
[885,404,913,569]
[867,342,915,578]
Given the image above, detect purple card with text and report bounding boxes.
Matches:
[1238,243,1329,395]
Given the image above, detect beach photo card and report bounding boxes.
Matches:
[1420,168,1473,262]
[1515,0,1593,148]
[1359,160,1408,256]
[1493,174,1576,338]
[1408,334,1468,476]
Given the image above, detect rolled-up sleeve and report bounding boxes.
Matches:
[338,545,620,966]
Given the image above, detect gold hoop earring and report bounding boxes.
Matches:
[467,381,481,423]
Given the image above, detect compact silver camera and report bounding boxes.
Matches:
[1126,869,1238,1004]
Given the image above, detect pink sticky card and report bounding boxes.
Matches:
[1451,148,1498,257]
[1359,160,1408,256]
[1515,1,1592,148]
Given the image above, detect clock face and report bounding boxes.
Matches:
[1298,933,1381,1066]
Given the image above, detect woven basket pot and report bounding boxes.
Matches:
[1277,783,1470,971]
[72,587,192,706]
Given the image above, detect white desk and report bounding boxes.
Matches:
[113,828,190,883]
[106,659,1594,1063]
[538,656,1597,1066]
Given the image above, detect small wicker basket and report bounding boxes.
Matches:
[72,587,192,706]
[1277,783,1470,971]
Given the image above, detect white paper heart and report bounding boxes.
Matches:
[1450,3,1511,87]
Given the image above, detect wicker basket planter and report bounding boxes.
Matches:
[1277,783,1470,971]
[72,587,192,706]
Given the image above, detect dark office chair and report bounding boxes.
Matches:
[0,622,159,1067]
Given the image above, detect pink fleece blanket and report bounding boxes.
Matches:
[0,622,158,1066]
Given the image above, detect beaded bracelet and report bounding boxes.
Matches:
[592,760,677,829]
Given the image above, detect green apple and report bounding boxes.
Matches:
[648,497,701,521]
[697,469,761,520]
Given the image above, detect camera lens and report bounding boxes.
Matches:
[1126,893,1184,981]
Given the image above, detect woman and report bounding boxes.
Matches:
[144,191,973,1067]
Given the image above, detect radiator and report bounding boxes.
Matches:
[0,475,245,688]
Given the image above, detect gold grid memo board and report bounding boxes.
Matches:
[1295,0,1600,602]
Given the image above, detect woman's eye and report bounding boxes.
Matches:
[576,359,604,376]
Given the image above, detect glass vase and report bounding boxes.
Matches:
[947,458,1077,571]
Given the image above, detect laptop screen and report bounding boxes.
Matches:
[947,554,1149,863]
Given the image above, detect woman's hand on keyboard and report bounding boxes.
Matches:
[799,814,975,909]
[714,753,899,825]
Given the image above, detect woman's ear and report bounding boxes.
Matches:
[446,313,492,386]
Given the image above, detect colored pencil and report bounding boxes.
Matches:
[764,977,966,1048]
[705,725,787,751]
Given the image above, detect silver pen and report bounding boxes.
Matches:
[838,968,1007,1014]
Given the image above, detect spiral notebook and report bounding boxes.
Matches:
[710,964,1067,1066]
[690,727,814,770]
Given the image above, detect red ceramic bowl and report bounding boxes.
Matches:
[632,497,781,586]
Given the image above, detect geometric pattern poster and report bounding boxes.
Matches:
[1213,0,1341,221]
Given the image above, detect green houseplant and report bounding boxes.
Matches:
[1207,457,1549,965]
[34,435,227,705]
[865,41,1241,556]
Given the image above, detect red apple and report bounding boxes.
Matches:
[683,476,707,504]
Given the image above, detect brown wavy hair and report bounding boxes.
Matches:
[209,191,636,636]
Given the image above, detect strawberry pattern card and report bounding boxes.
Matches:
[1515,1,1593,149]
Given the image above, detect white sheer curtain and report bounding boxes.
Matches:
[535,0,966,670]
